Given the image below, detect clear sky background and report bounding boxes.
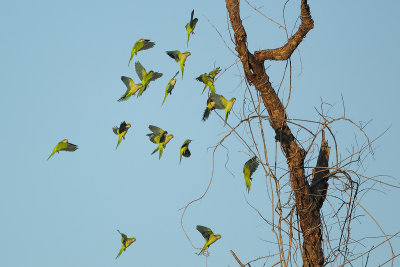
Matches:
[1,0,399,266]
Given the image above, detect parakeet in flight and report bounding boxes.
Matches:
[128,39,155,66]
[118,76,143,101]
[202,93,236,125]
[135,61,163,97]
[196,225,221,256]
[185,10,198,46]
[243,156,259,193]
[47,139,78,160]
[147,125,173,159]
[179,139,192,164]
[162,71,179,105]
[166,50,191,79]
[113,121,131,149]
[115,230,136,259]
[195,67,221,94]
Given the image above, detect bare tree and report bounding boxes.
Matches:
[181,1,399,266]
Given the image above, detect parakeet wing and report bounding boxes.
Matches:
[61,143,78,152]
[141,40,155,51]
[148,125,164,135]
[191,18,198,29]
[121,76,133,89]
[135,62,145,80]
[245,156,259,175]
[166,51,180,62]
[210,93,226,109]
[148,71,163,82]
[196,225,213,241]
[113,127,119,135]
[119,121,128,132]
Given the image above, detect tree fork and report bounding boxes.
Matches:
[225,0,325,265]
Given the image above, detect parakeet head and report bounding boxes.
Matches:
[62,139,68,143]
[126,124,131,128]
[215,234,222,240]
[231,97,236,103]
[139,38,144,42]
[184,52,191,56]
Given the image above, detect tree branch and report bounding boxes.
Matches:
[254,0,314,61]
[225,0,324,266]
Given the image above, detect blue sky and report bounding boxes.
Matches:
[1,0,399,266]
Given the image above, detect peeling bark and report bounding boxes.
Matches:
[225,0,325,266]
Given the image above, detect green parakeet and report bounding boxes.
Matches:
[47,139,78,160]
[147,125,173,159]
[179,139,192,164]
[128,39,155,66]
[118,76,143,101]
[202,93,236,124]
[166,50,191,79]
[196,225,221,256]
[116,230,136,259]
[185,10,198,46]
[162,71,179,105]
[135,61,163,97]
[195,67,221,94]
[243,156,259,193]
[113,121,131,149]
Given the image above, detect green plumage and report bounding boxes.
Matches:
[128,39,155,66]
[243,156,259,193]
[196,225,221,256]
[134,61,163,96]
[116,230,136,259]
[113,121,131,149]
[147,125,174,159]
[166,51,191,79]
[162,71,179,105]
[47,139,78,160]
[185,10,198,46]
[118,76,143,101]
[202,93,236,124]
[179,139,192,164]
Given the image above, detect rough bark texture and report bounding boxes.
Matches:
[225,0,328,266]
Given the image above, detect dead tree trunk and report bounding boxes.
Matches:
[225,0,330,266]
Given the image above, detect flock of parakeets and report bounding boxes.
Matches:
[46,9,261,259]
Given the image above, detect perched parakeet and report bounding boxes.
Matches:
[196,225,221,256]
[135,61,163,97]
[202,93,236,124]
[179,139,192,164]
[162,71,179,105]
[118,76,143,101]
[243,156,259,193]
[47,139,78,160]
[166,50,191,79]
[147,125,174,159]
[115,230,136,259]
[112,121,131,149]
[196,67,221,94]
[128,39,155,66]
[185,10,198,46]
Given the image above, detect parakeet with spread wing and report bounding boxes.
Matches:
[134,61,163,97]
[128,39,155,66]
[47,139,78,160]
[196,225,221,256]
[166,50,191,79]
[185,10,198,46]
[115,230,136,259]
